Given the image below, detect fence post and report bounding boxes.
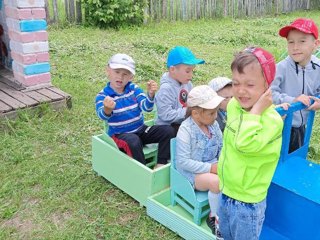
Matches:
[53,0,59,23]
[76,0,82,24]
[69,0,75,22]
[65,0,69,21]
[44,0,50,23]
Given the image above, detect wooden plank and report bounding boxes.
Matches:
[48,86,72,108]
[23,90,51,102]
[0,100,12,113]
[36,88,64,100]
[0,82,38,106]
[0,90,26,109]
[0,99,69,120]
[48,86,71,98]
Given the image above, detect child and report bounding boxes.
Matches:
[155,46,205,133]
[271,18,320,152]
[208,77,233,132]
[95,53,175,168]
[175,85,224,236]
[217,47,284,240]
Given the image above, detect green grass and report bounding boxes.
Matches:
[1,11,320,239]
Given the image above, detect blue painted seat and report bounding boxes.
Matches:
[261,100,320,240]
[170,138,210,225]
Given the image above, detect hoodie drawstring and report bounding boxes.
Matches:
[295,62,299,75]
[311,60,320,70]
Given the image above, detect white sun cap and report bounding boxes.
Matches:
[187,85,225,109]
[108,53,135,75]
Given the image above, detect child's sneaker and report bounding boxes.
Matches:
[215,217,224,240]
[215,227,224,240]
[206,216,216,234]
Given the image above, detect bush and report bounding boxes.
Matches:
[82,0,146,28]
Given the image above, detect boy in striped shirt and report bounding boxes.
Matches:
[95,53,175,168]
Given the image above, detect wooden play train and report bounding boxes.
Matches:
[92,101,320,240]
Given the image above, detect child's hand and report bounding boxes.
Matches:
[103,96,116,116]
[147,80,158,98]
[308,96,320,111]
[275,103,290,119]
[275,102,290,110]
[250,88,273,115]
[210,162,218,174]
[294,94,311,107]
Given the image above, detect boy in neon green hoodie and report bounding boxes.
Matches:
[217,47,284,240]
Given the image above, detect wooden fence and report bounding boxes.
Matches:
[45,0,319,24]
[147,0,316,21]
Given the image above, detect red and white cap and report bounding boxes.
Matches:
[245,47,276,86]
[279,18,318,39]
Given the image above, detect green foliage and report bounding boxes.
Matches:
[82,0,146,28]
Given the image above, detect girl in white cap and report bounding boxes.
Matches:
[175,85,224,238]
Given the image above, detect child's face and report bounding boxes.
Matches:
[193,108,218,126]
[217,85,233,111]
[169,64,195,84]
[106,67,133,93]
[232,62,267,111]
[287,30,319,67]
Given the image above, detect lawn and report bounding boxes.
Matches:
[1,11,320,239]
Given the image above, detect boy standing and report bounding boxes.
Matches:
[271,18,320,152]
[155,46,205,133]
[208,77,233,132]
[95,53,175,168]
[217,47,284,240]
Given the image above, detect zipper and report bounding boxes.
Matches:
[299,67,305,127]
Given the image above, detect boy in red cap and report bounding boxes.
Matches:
[271,18,320,152]
[217,47,284,240]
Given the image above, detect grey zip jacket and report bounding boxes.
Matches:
[271,55,320,127]
[155,72,192,125]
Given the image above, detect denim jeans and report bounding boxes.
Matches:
[217,194,266,240]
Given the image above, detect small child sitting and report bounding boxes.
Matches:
[271,18,320,152]
[95,53,175,168]
[155,46,205,133]
[175,85,224,236]
[208,77,233,132]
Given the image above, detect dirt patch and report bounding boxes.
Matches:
[118,212,139,226]
[51,211,72,229]
[2,215,37,239]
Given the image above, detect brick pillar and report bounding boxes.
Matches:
[4,0,51,87]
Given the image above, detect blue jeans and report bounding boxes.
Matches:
[217,194,266,240]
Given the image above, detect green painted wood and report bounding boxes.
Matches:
[146,189,213,240]
[92,134,170,206]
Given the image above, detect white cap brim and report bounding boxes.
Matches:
[198,95,225,109]
[109,63,135,75]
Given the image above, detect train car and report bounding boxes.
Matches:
[92,101,320,240]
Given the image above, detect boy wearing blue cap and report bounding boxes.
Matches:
[155,46,205,133]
